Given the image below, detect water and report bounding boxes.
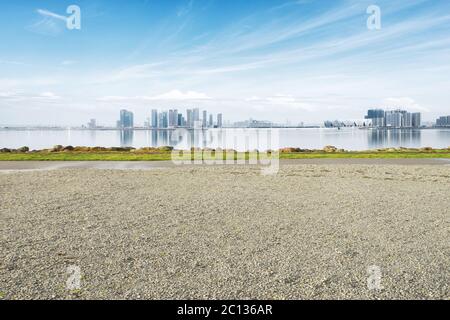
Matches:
[0,128,449,151]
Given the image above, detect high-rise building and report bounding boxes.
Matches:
[193,108,200,122]
[436,115,450,127]
[217,113,223,128]
[168,109,178,127]
[158,111,168,128]
[186,109,193,128]
[209,114,213,128]
[151,109,158,128]
[385,110,402,128]
[365,109,385,119]
[119,109,134,128]
[177,114,184,127]
[411,112,421,128]
[365,109,385,127]
[202,110,207,128]
[189,108,200,128]
[403,112,413,128]
[364,108,421,128]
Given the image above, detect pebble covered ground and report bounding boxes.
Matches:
[0,164,449,299]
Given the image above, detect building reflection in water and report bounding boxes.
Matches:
[119,130,134,147]
[151,130,158,146]
[368,129,421,149]
[88,129,96,144]
[115,129,263,150]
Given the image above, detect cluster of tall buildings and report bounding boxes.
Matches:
[117,110,134,129]
[365,109,421,128]
[435,115,450,127]
[116,108,223,129]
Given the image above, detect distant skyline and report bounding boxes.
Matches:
[1,0,450,126]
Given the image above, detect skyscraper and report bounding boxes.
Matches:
[193,108,200,125]
[365,108,421,128]
[217,113,223,128]
[186,109,193,128]
[202,110,207,128]
[365,109,385,119]
[177,114,184,127]
[168,109,178,127]
[151,109,158,128]
[436,115,450,127]
[365,109,385,127]
[158,111,168,128]
[119,109,134,128]
[411,113,421,128]
[193,108,200,121]
[385,110,402,128]
[209,114,213,128]
[403,112,413,128]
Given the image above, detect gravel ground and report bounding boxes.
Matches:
[0,164,449,300]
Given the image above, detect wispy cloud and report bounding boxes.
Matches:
[27,8,67,36]
[150,89,211,100]
[112,0,450,81]
[97,90,211,102]
[0,91,61,101]
[0,60,29,66]
[61,60,77,66]
[383,97,430,112]
[36,9,67,21]
[177,0,194,17]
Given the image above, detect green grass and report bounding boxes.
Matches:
[280,151,450,159]
[0,150,449,161]
[0,152,173,161]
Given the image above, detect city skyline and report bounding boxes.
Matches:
[78,107,450,129]
[115,108,223,129]
[1,0,450,126]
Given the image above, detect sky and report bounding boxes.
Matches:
[0,0,449,126]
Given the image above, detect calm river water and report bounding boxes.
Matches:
[0,128,449,151]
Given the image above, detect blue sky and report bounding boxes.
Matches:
[0,0,449,125]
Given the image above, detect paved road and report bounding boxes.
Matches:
[0,158,449,172]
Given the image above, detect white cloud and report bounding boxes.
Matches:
[0,92,18,98]
[38,92,60,100]
[0,60,29,66]
[383,97,430,112]
[96,96,129,102]
[245,94,316,111]
[98,63,164,83]
[97,90,211,102]
[149,90,211,100]
[0,91,61,101]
